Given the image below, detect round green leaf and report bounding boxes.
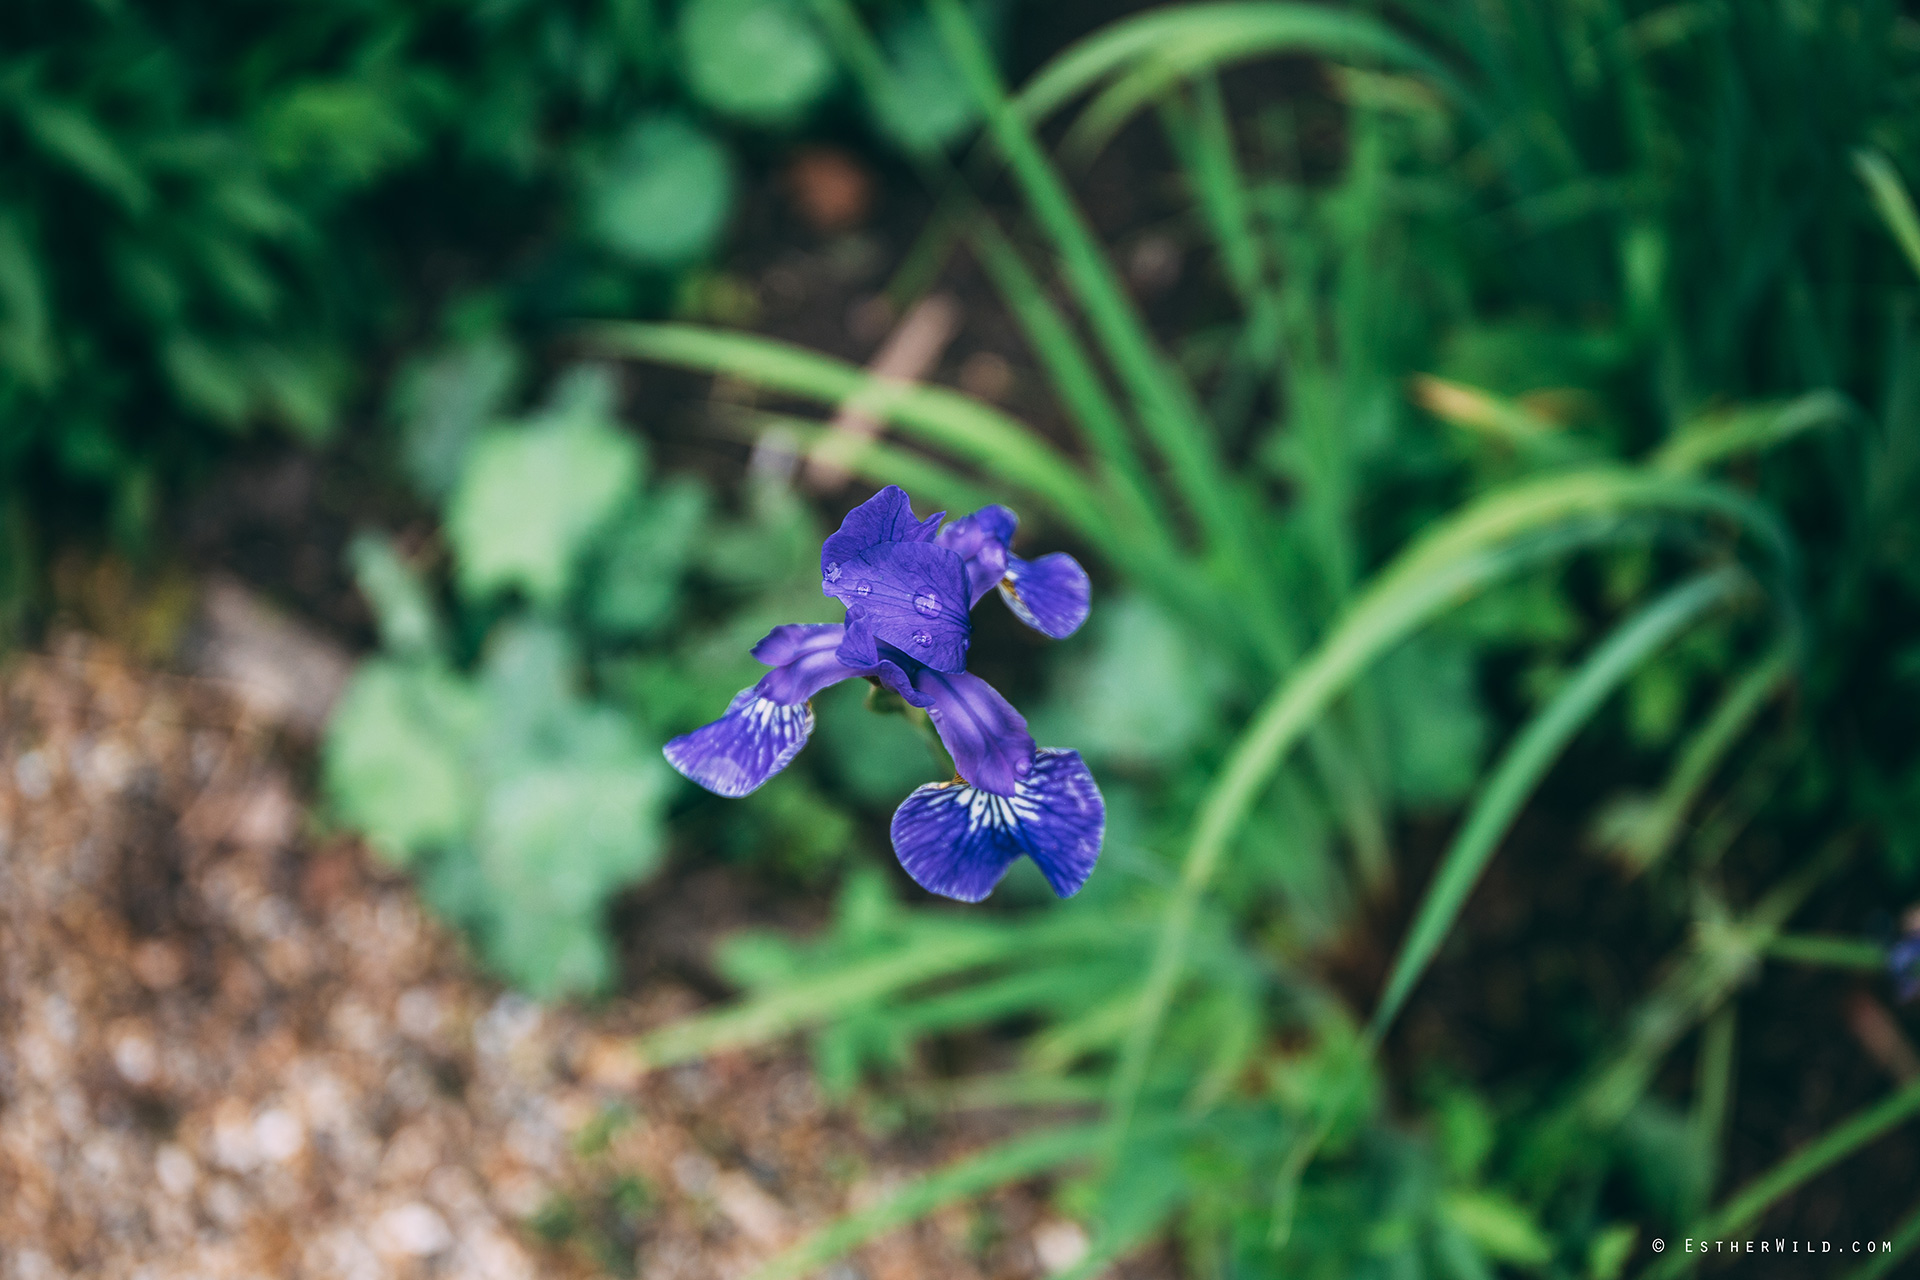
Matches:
[678,0,835,125]
[587,115,735,266]
[323,661,482,862]
[447,394,643,605]
[872,9,981,153]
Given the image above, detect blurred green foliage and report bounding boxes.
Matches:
[601,0,1920,1277]
[0,0,983,590]
[325,360,954,993]
[16,0,1920,1275]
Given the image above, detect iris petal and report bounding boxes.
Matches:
[663,688,817,797]
[665,624,864,796]
[827,541,972,673]
[904,665,1034,796]
[937,504,1091,638]
[999,552,1091,639]
[936,505,1017,602]
[821,485,943,586]
[750,624,865,703]
[889,749,1105,902]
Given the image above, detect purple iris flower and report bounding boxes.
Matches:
[664,486,1103,903]
[1893,928,1920,1004]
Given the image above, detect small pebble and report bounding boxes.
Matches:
[377,1201,453,1257]
[1034,1219,1090,1272]
[111,1028,158,1087]
[254,1108,305,1163]
[155,1145,197,1197]
[13,748,52,799]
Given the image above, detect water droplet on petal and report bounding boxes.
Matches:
[911,631,931,646]
[825,562,841,582]
[1013,756,1033,778]
[913,592,940,617]
[854,581,872,597]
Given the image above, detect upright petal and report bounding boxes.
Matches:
[905,665,1034,797]
[998,552,1091,639]
[664,624,863,797]
[936,504,1091,638]
[821,485,942,586]
[936,505,1017,602]
[827,541,972,673]
[889,749,1105,902]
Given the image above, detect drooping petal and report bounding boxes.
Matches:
[827,541,972,673]
[936,505,1017,602]
[663,688,817,797]
[901,664,1034,796]
[889,749,1105,902]
[821,485,942,586]
[999,552,1091,639]
[664,624,865,797]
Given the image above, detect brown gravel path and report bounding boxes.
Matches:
[0,637,1088,1280]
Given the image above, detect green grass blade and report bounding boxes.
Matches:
[1107,467,1789,1151]
[731,411,1002,514]
[1604,642,1793,874]
[1370,567,1752,1039]
[1650,1078,1920,1279]
[639,926,1014,1067]
[1765,933,1887,971]
[910,1072,1108,1113]
[1576,839,1853,1133]
[1687,1005,1738,1222]
[1855,149,1920,282]
[745,1125,1105,1280]
[931,0,1246,569]
[965,221,1173,550]
[1066,21,1447,161]
[1163,78,1269,308]
[584,322,1118,544]
[1653,391,1853,474]
[1014,3,1456,128]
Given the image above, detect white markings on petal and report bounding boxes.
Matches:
[889,748,1104,903]
[663,691,815,798]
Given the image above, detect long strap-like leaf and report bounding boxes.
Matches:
[1650,1077,1920,1279]
[1370,566,1752,1039]
[1104,467,1790,1153]
[584,322,1117,546]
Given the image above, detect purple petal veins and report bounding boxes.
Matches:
[664,624,863,797]
[999,552,1091,639]
[889,749,1105,902]
[675,485,1104,900]
[937,504,1090,639]
[821,484,943,584]
[827,541,972,673]
[663,688,817,798]
[936,505,1017,602]
[899,664,1035,796]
